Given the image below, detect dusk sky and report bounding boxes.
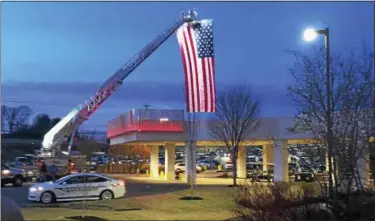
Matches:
[1,2,374,131]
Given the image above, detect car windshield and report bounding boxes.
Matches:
[1,163,9,170]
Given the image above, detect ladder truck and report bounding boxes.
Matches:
[40,10,199,159]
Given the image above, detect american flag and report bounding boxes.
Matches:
[177,19,216,113]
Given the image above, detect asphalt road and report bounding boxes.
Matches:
[1,180,188,207]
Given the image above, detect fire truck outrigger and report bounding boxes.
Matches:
[39,10,199,160]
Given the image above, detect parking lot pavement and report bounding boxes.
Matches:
[1,180,188,207]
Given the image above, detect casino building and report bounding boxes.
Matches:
[107,108,371,184]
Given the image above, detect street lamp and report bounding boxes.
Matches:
[303,27,333,196]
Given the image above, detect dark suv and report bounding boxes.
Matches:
[1,162,26,187]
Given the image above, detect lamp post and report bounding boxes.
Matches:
[303,28,333,197]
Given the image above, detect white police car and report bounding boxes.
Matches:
[28,173,126,204]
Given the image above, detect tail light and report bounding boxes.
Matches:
[112,180,125,187]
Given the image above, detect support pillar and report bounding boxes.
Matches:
[164,143,176,181]
[237,146,247,178]
[274,140,289,182]
[263,144,274,172]
[150,145,159,178]
[185,141,197,185]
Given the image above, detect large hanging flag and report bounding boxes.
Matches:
[177,19,216,113]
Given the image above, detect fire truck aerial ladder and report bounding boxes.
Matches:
[41,10,199,156]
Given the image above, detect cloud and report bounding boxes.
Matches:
[2,80,186,107]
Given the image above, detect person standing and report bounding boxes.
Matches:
[39,161,47,182]
[36,159,42,181]
[50,164,57,181]
[67,159,73,175]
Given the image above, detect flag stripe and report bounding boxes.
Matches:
[204,58,211,112]
[209,58,216,112]
[187,27,201,112]
[183,28,198,111]
[202,58,208,112]
[181,29,196,112]
[178,32,193,112]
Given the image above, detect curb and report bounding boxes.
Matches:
[107,173,183,184]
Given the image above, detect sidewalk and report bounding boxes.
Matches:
[106,173,249,186]
[109,173,181,184]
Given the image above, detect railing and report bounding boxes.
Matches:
[107,109,185,138]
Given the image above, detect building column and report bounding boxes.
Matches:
[263,144,274,172]
[150,145,159,178]
[184,141,197,185]
[164,143,176,181]
[237,146,247,178]
[274,140,289,182]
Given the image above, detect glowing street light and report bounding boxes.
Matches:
[303,28,318,42]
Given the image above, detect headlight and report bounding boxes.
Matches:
[29,186,44,192]
[2,169,11,175]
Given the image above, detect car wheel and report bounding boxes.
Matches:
[40,191,55,204]
[13,176,23,187]
[100,190,113,200]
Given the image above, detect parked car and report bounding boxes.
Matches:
[197,159,215,169]
[174,163,202,173]
[14,157,34,166]
[1,162,26,187]
[246,162,263,172]
[223,162,233,171]
[248,170,274,182]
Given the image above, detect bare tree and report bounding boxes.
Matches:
[74,140,97,157]
[2,105,32,133]
[208,84,261,186]
[287,46,374,210]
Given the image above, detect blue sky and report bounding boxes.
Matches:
[1,2,374,130]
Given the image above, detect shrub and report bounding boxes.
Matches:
[335,190,375,220]
[233,182,330,221]
[139,164,165,174]
[96,163,139,174]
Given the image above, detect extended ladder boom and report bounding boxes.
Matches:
[42,10,198,151]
